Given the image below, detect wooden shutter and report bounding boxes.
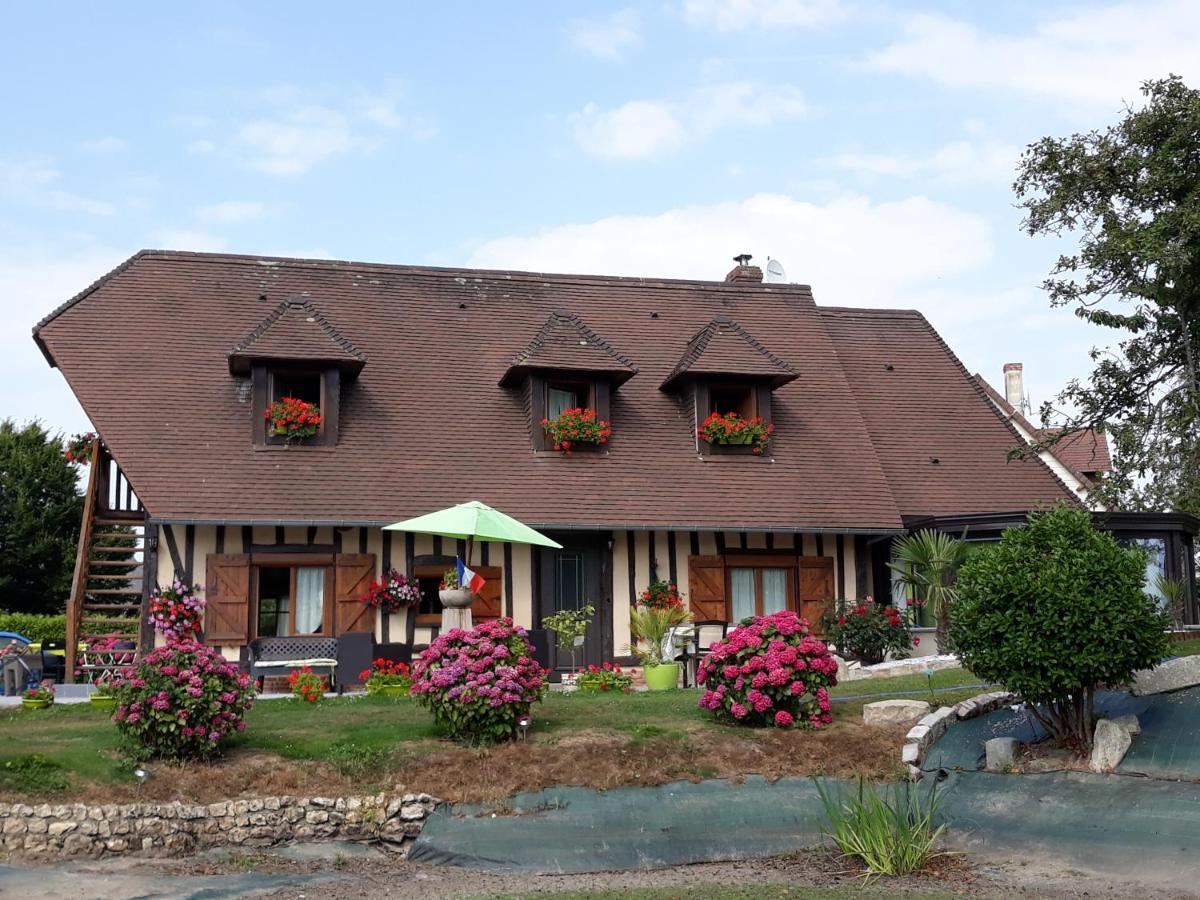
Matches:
[799,556,836,634]
[205,554,251,645]
[688,555,727,622]
[472,565,503,619]
[334,553,377,635]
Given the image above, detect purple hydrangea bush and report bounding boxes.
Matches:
[697,611,839,729]
[411,617,547,743]
[113,640,255,759]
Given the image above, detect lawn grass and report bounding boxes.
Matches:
[0,665,987,803]
[1171,639,1200,657]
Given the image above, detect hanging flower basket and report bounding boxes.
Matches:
[541,407,612,453]
[265,397,323,443]
[360,569,422,613]
[64,432,97,465]
[698,412,774,455]
[148,581,205,642]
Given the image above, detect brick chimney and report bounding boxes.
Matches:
[1003,362,1024,410]
[725,253,763,283]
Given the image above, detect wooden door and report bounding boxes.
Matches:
[799,557,836,634]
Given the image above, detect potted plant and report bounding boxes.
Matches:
[264,396,323,443]
[22,683,55,710]
[360,569,423,614]
[360,658,413,697]
[541,407,612,453]
[148,580,205,642]
[64,431,97,465]
[438,568,476,609]
[542,604,595,687]
[630,582,693,690]
[576,662,633,694]
[287,666,326,703]
[697,411,774,455]
[90,681,119,710]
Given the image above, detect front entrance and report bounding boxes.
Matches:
[535,532,612,676]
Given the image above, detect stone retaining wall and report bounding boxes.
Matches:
[903,690,1016,779]
[0,792,438,858]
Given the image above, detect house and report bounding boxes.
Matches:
[32,250,1199,679]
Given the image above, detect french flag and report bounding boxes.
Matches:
[457,558,486,595]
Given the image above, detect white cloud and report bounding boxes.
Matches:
[195,201,267,224]
[831,140,1021,186]
[237,106,371,176]
[0,158,115,215]
[153,230,228,253]
[468,192,991,307]
[864,1,1200,105]
[80,136,126,152]
[682,0,844,31]
[572,81,806,159]
[568,9,642,59]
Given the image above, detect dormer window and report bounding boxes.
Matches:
[500,310,637,454]
[228,295,366,448]
[661,317,798,458]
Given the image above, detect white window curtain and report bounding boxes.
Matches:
[762,569,787,615]
[294,567,325,634]
[547,387,576,419]
[731,568,755,621]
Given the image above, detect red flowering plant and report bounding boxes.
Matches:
[360,658,413,693]
[265,396,323,442]
[64,432,97,465]
[112,639,254,760]
[360,569,422,613]
[820,597,917,666]
[697,411,775,455]
[576,661,633,693]
[640,580,685,611]
[148,580,205,643]
[411,617,547,744]
[697,610,839,729]
[287,666,326,703]
[541,407,612,453]
[23,682,56,703]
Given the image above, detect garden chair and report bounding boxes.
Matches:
[678,620,730,688]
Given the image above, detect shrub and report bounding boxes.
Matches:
[113,640,255,760]
[147,580,205,641]
[821,599,916,665]
[542,603,594,673]
[287,667,325,703]
[411,617,547,743]
[0,755,69,794]
[697,611,838,728]
[0,612,138,645]
[576,662,633,693]
[816,777,947,877]
[951,505,1170,755]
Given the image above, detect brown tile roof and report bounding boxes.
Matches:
[661,317,798,390]
[973,374,1112,483]
[499,310,637,387]
[819,307,1078,520]
[228,296,366,374]
[33,250,1074,528]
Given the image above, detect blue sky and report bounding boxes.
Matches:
[3,0,1198,435]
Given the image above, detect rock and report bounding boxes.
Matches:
[905,724,931,745]
[1090,719,1132,773]
[901,742,921,765]
[863,699,931,727]
[1113,714,1141,735]
[1131,656,1200,695]
[985,737,1017,771]
[399,804,426,821]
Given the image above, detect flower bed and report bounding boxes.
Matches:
[697,611,838,728]
[541,407,612,452]
[264,396,323,442]
[697,411,774,455]
[576,662,633,693]
[411,618,546,743]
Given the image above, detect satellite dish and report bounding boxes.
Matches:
[764,258,787,283]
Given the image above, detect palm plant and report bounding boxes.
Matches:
[889,530,969,653]
[1154,573,1187,630]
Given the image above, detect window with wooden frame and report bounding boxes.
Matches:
[687,553,835,629]
[412,560,505,625]
[254,563,333,637]
[251,363,342,447]
[693,381,773,456]
[529,374,611,452]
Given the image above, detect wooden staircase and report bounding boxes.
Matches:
[65,438,148,683]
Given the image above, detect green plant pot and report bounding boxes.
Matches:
[365,681,381,695]
[21,698,52,710]
[378,684,411,698]
[90,695,118,710]
[643,662,680,691]
[577,683,601,694]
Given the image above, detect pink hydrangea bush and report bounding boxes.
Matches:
[112,640,254,760]
[697,611,839,729]
[411,617,547,744]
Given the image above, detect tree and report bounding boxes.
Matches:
[1014,75,1200,518]
[889,530,969,653]
[0,420,83,614]
[951,506,1168,755]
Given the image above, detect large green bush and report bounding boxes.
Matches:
[951,505,1169,754]
[0,611,137,644]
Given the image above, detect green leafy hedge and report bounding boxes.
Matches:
[0,611,137,643]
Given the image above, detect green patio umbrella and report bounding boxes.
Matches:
[384,500,562,561]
